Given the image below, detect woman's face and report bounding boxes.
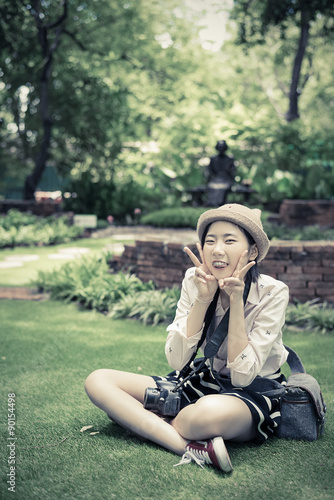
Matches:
[202,221,257,280]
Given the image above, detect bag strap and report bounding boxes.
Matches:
[176,288,220,381]
[284,345,306,375]
[203,275,251,358]
[176,277,251,383]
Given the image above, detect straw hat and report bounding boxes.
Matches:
[197,203,270,262]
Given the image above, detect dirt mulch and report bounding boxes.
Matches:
[0,287,49,301]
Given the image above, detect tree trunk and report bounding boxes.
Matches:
[24,35,53,199]
[285,10,310,122]
[24,1,67,200]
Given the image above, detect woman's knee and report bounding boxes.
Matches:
[173,395,255,441]
[172,397,217,437]
[85,369,114,395]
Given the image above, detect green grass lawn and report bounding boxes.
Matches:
[1,299,333,500]
[0,237,131,287]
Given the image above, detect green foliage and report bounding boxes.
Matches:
[263,221,334,241]
[32,251,334,333]
[63,170,163,221]
[110,286,180,326]
[0,209,37,229]
[32,251,180,323]
[285,300,334,334]
[0,209,83,248]
[1,0,334,215]
[140,207,334,240]
[140,207,207,228]
[231,122,334,204]
[232,0,334,45]
[33,254,155,312]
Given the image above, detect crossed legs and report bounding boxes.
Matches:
[85,369,256,455]
[85,369,187,454]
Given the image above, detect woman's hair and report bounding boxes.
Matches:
[201,223,260,283]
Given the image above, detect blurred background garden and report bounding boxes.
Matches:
[1,0,333,222]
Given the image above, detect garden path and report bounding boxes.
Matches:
[91,225,197,243]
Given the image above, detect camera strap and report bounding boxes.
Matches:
[174,277,251,391]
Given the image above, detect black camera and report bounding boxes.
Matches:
[144,380,182,417]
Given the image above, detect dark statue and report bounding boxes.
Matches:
[206,140,236,206]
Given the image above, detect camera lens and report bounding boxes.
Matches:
[143,388,161,411]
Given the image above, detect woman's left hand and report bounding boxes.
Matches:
[218,250,255,302]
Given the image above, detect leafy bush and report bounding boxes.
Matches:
[0,226,16,247]
[33,254,155,312]
[0,209,84,248]
[263,221,334,241]
[33,253,180,324]
[32,251,334,332]
[140,207,207,229]
[62,171,163,223]
[0,209,37,229]
[140,207,334,241]
[110,286,180,325]
[285,300,334,334]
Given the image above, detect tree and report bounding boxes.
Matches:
[0,0,159,199]
[23,0,69,199]
[231,0,334,121]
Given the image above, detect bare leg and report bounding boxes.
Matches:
[85,369,187,455]
[172,394,257,442]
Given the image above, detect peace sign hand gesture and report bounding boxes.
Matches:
[218,250,255,303]
[184,243,218,302]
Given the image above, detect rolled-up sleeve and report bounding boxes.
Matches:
[165,268,203,371]
[226,283,289,387]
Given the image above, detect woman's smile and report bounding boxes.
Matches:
[212,260,228,269]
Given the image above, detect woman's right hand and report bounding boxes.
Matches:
[184,243,218,301]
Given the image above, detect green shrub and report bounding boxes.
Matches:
[0,209,37,229]
[140,207,334,240]
[110,287,180,326]
[33,252,179,322]
[264,221,334,241]
[285,300,334,334]
[33,254,155,312]
[303,302,334,334]
[0,210,84,248]
[32,249,334,331]
[140,207,207,229]
[0,225,17,247]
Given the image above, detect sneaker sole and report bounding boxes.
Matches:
[212,437,233,472]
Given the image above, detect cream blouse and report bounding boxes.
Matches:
[165,267,290,387]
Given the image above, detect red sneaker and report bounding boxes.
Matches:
[174,437,233,472]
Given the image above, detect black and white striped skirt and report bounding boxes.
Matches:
[152,359,286,444]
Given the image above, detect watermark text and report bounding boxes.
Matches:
[7,393,16,493]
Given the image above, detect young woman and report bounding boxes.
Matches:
[85,203,289,472]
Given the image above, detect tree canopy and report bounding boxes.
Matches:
[231,0,334,121]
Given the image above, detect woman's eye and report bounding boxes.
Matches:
[225,239,236,243]
[205,239,215,244]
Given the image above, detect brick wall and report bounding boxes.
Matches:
[110,240,334,303]
[279,200,334,227]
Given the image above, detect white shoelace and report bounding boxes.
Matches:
[174,449,211,469]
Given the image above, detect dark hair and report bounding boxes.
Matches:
[201,223,260,283]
